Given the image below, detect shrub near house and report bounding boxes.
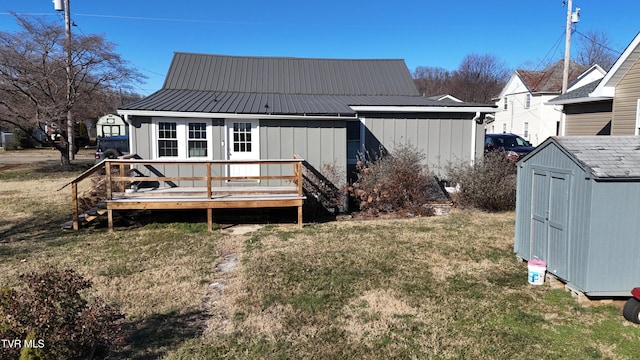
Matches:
[350,144,435,216]
[445,151,517,211]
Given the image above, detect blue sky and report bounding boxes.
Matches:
[2,1,638,95]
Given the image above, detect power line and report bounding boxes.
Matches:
[574,30,623,56]
[534,31,566,71]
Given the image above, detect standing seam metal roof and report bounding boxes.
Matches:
[121,53,495,115]
[161,53,421,96]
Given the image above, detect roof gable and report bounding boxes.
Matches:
[591,32,640,98]
[162,53,420,96]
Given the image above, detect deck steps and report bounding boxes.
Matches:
[61,206,108,230]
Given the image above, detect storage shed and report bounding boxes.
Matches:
[515,136,640,297]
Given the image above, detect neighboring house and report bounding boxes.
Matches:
[488,60,604,146]
[547,32,640,136]
[117,53,496,184]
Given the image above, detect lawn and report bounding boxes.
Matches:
[1,158,639,359]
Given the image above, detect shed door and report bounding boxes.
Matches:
[531,170,550,260]
[530,169,570,278]
[547,172,570,278]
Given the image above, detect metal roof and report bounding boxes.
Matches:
[162,53,420,96]
[121,53,495,115]
[553,136,640,179]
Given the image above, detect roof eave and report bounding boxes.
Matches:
[117,109,358,120]
[545,96,612,105]
[349,105,498,113]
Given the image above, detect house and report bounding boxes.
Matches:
[117,53,497,185]
[547,32,640,136]
[515,136,640,297]
[488,60,604,145]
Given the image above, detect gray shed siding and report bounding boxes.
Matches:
[516,139,640,296]
[586,182,640,293]
[363,114,482,176]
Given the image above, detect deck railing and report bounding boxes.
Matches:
[63,157,304,230]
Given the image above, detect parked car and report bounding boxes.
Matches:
[484,133,535,161]
[95,135,130,163]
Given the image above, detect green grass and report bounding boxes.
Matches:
[1,161,640,359]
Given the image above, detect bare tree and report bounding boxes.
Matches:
[0,13,144,165]
[575,30,618,71]
[450,54,510,103]
[412,66,452,97]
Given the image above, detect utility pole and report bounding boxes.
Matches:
[53,0,74,161]
[562,0,580,94]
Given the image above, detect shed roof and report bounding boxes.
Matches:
[121,53,495,115]
[552,136,640,179]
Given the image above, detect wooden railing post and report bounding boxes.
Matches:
[296,160,303,197]
[119,162,125,191]
[71,182,79,230]
[206,161,213,232]
[105,161,112,200]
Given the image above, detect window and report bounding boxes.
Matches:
[188,122,207,157]
[103,125,121,136]
[502,123,507,134]
[346,121,361,163]
[158,122,178,157]
[525,94,531,109]
[524,122,529,138]
[233,122,252,152]
[503,97,508,110]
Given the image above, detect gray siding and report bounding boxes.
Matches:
[260,119,347,186]
[363,114,480,176]
[586,182,640,293]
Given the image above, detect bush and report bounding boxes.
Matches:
[0,267,123,360]
[445,151,517,211]
[349,143,434,216]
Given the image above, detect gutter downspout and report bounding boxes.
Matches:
[123,114,133,155]
[470,112,481,165]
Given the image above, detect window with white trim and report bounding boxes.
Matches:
[158,122,178,157]
[524,122,529,138]
[502,123,507,134]
[188,122,208,157]
[232,122,252,152]
[525,93,531,109]
[503,96,508,110]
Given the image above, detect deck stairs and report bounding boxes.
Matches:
[61,203,108,229]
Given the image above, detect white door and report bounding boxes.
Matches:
[226,119,260,179]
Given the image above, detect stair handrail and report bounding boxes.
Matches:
[59,153,139,230]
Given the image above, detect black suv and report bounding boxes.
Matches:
[95,135,130,163]
[484,133,534,161]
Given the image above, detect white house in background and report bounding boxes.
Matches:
[487,61,605,146]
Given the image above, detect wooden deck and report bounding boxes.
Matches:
[65,158,306,231]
